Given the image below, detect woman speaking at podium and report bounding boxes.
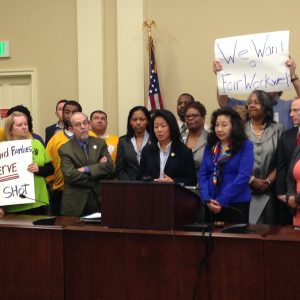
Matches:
[199,107,254,223]
[138,109,197,186]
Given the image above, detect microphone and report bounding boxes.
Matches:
[221,206,249,234]
[19,194,56,225]
[183,190,212,233]
[19,194,47,205]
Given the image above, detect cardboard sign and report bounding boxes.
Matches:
[215,31,290,95]
[0,139,35,206]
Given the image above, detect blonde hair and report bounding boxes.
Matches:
[4,111,31,141]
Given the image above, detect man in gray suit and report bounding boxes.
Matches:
[59,112,113,216]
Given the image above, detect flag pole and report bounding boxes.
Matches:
[143,20,163,110]
[143,20,156,76]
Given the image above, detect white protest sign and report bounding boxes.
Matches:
[214,31,290,95]
[0,139,35,206]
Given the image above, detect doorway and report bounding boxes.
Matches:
[0,69,37,130]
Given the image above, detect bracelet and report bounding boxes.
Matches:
[249,176,255,184]
[291,75,299,82]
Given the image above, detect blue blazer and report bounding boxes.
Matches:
[139,141,197,186]
[198,139,254,207]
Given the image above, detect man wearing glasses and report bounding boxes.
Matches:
[59,112,113,216]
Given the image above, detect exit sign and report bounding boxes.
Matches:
[0,41,10,57]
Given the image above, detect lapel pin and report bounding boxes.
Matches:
[171,152,175,157]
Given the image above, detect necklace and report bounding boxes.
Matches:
[250,121,265,138]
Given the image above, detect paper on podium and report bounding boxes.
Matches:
[80,212,101,223]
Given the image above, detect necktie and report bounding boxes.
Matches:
[82,143,89,159]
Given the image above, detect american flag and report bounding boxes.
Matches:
[148,36,163,110]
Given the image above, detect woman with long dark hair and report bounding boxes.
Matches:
[245,90,283,224]
[139,109,197,186]
[116,106,151,180]
[199,107,254,223]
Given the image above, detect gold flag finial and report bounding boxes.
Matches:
[143,19,156,37]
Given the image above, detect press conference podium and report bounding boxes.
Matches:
[101,181,199,230]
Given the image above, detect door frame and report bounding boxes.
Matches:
[0,68,38,131]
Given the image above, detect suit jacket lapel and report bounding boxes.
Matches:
[71,138,88,164]
[193,130,208,153]
[87,138,100,163]
[164,147,176,175]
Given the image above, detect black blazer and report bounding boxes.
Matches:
[276,127,298,195]
[138,141,197,186]
[116,136,143,180]
[45,123,57,146]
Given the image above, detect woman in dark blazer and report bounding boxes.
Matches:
[139,109,197,186]
[116,106,151,180]
[199,107,254,223]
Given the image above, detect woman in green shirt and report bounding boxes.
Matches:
[2,111,54,215]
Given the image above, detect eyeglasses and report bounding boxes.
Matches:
[291,108,300,113]
[73,121,89,127]
[185,113,201,120]
[246,100,262,106]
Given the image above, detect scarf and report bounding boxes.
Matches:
[212,142,232,186]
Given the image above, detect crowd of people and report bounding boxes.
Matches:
[1,57,300,226]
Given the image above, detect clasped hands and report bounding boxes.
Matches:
[154,174,174,182]
[279,194,298,209]
[207,199,222,214]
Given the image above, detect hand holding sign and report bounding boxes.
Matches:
[0,140,35,206]
[214,31,290,95]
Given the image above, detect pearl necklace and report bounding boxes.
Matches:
[250,121,266,138]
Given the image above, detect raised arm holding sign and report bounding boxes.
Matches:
[213,31,300,129]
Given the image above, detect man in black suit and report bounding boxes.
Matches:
[45,99,67,145]
[277,97,300,224]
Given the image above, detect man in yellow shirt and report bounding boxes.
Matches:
[89,110,119,163]
[46,100,82,215]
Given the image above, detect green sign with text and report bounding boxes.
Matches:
[0,41,10,57]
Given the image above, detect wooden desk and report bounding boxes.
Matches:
[0,215,75,300]
[64,224,267,300]
[1,216,300,300]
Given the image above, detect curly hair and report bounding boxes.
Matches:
[184,100,207,117]
[246,90,275,127]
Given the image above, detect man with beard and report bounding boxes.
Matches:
[46,100,82,215]
[59,112,113,216]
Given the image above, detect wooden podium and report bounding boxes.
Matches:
[101,181,199,230]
